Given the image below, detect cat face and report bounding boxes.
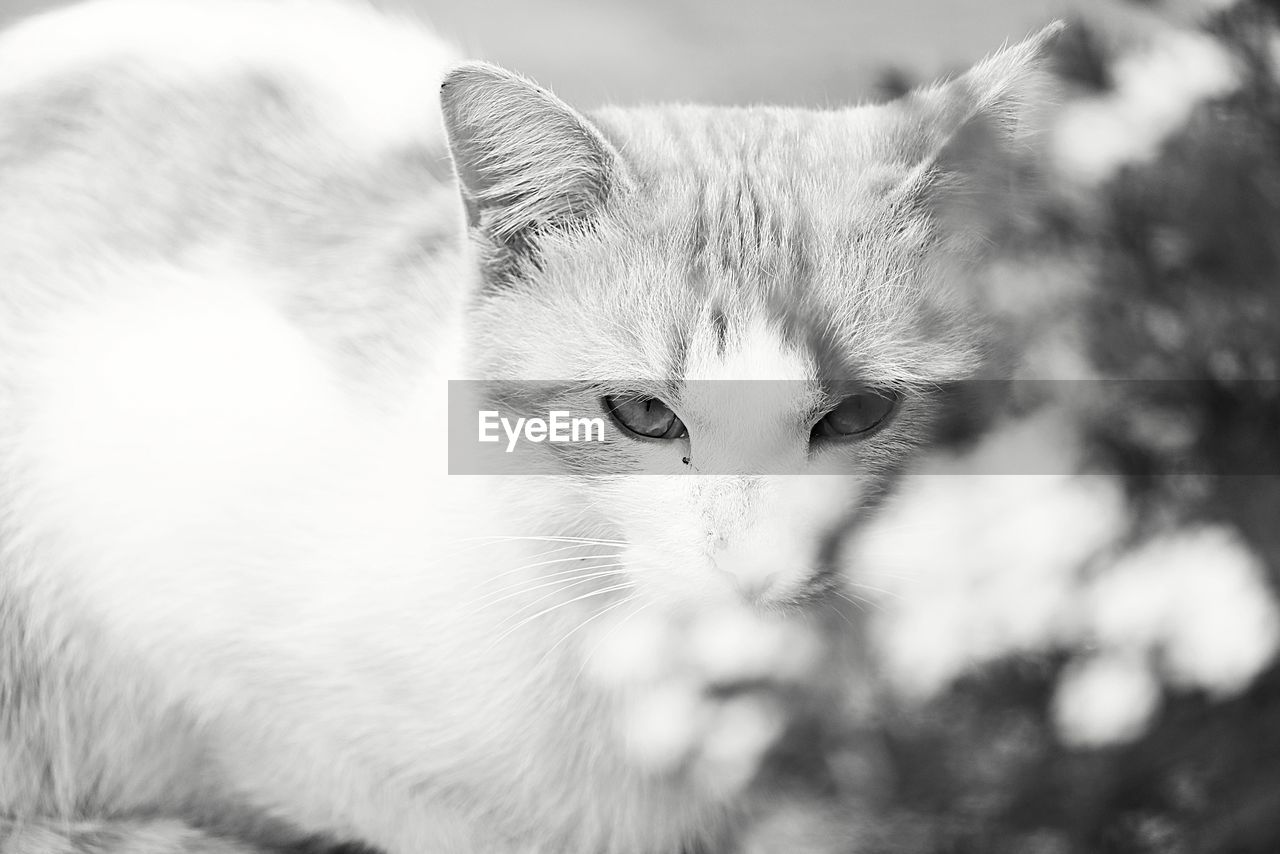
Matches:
[441,29,1058,608]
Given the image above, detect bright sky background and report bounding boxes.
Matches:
[0,0,1212,106]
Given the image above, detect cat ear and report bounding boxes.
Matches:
[439,62,624,247]
[901,22,1065,231]
[938,21,1064,149]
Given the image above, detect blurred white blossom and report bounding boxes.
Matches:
[589,605,819,792]
[1088,526,1280,697]
[1052,652,1161,748]
[850,414,1129,700]
[850,415,1280,746]
[623,677,706,772]
[1054,31,1238,184]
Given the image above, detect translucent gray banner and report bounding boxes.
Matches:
[445,380,1280,476]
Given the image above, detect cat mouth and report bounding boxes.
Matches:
[736,579,816,614]
[732,571,782,602]
[768,567,842,613]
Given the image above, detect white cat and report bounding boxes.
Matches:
[0,2,1059,851]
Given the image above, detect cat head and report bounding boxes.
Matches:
[440,26,1061,609]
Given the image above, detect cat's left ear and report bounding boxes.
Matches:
[937,22,1064,139]
[902,22,1065,228]
[439,62,626,254]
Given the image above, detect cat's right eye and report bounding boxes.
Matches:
[604,395,688,440]
[811,389,897,442]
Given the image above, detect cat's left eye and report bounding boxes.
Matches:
[812,390,897,441]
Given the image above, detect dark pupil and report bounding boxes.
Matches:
[820,392,894,437]
[607,396,685,439]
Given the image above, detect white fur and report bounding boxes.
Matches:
[0,0,457,151]
[685,312,815,385]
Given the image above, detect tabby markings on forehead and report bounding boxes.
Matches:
[669,172,837,384]
[679,170,811,290]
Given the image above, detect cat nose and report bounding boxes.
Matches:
[735,570,781,599]
[712,545,782,599]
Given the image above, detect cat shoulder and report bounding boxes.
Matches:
[0,0,466,358]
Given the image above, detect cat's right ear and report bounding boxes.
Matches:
[439,62,625,257]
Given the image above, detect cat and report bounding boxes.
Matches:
[0,1,1060,852]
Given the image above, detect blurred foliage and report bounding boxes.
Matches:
[1080,2,1280,544]
[748,2,1280,852]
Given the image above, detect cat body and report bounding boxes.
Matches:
[0,2,1057,851]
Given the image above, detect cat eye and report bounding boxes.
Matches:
[812,390,897,441]
[605,395,688,440]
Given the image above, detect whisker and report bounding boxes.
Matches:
[467,560,627,608]
[571,597,654,692]
[438,536,618,561]
[846,581,903,599]
[489,569,635,630]
[851,568,922,581]
[826,601,858,631]
[833,590,870,613]
[489,582,636,648]
[451,535,628,547]
[471,565,632,615]
[475,551,627,590]
[536,592,641,673]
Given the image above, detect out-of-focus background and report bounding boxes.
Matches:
[0,0,1235,105]
[6,0,1279,852]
